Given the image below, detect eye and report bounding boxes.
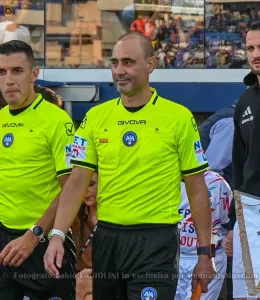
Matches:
[124,60,134,66]
[0,69,6,75]
[111,60,118,67]
[14,68,23,73]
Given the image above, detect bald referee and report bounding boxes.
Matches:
[44,32,215,300]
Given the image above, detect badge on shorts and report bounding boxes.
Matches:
[2,133,14,148]
[123,131,137,147]
[141,287,157,300]
[49,297,61,300]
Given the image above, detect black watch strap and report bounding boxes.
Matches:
[197,244,216,258]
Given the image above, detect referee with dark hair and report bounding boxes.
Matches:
[0,40,76,299]
[44,32,215,300]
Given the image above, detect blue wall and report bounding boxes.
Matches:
[71,82,247,121]
[36,80,247,121]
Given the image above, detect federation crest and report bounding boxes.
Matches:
[123,131,137,147]
[141,287,157,300]
[2,133,14,148]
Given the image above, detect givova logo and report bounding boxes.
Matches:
[141,287,157,300]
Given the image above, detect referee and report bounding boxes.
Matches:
[0,41,76,299]
[44,32,215,300]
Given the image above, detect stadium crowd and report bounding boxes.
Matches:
[125,1,260,68]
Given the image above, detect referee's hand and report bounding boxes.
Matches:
[192,256,216,294]
[44,235,64,278]
[0,230,38,267]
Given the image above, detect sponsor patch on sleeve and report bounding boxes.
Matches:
[71,135,87,160]
[194,140,207,164]
[65,144,72,166]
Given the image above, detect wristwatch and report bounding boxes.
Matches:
[197,244,216,258]
[30,225,44,240]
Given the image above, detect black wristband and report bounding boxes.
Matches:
[197,244,216,258]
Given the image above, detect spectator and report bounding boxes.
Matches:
[0,21,30,44]
[199,98,238,188]
[72,172,98,273]
[121,0,199,68]
[72,172,98,300]
[228,22,260,300]
[34,85,63,108]
[0,0,34,45]
[175,171,232,300]
[119,1,260,68]
[199,99,238,300]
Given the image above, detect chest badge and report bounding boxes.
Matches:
[2,133,14,148]
[123,131,137,147]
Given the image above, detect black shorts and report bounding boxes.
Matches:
[92,221,180,300]
[0,223,76,300]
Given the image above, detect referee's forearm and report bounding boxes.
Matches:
[53,167,93,234]
[190,191,212,247]
[35,174,70,234]
[36,193,60,234]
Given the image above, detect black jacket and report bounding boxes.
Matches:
[229,71,259,230]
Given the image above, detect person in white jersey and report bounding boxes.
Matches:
[175,170,232,300]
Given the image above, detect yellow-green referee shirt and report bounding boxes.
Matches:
[0,95,75,230]
[71,88,208,225]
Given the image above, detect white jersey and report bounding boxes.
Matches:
[178,171,232,255]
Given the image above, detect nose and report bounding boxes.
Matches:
[5,71,15,86]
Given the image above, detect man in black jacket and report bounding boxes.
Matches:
[225,22,260,300]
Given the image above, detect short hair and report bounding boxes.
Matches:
[0,40,35,66]
[248,22,260,32]
[118,31,154,59]
[34,85,63,108]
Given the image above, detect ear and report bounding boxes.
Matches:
[147,56,157,74]
[31,67,39,83]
